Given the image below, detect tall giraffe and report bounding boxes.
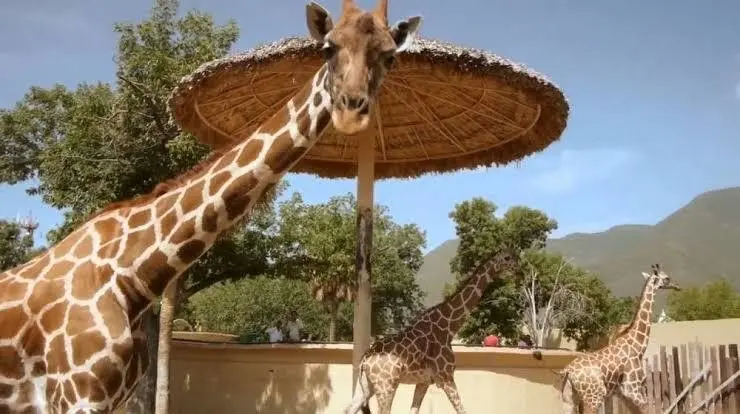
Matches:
[344,248,520,414]
[558,264,680,414]
[0,1,422,412]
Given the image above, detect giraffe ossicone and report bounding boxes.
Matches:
[558,263,680,414]
[344,249,519,414]
[0,1,421,412]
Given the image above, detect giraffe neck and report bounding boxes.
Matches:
[439,261,500,335]
[625,278,656,354]
[89,65,334,320]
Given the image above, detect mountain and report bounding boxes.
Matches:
[416,187,740,307]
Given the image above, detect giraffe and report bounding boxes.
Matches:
[0,1,422,412]
[557,264,680,414]
[344,248,520,414]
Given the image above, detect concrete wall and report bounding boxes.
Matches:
[168,336,579,414]
[166,319,740,413]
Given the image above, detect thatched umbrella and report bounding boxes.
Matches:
[168,35,569,380]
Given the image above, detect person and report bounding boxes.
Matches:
[483,334,499,347]
[266,320,284,343]
[285,310,304,342]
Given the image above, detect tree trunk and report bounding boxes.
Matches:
[125,308,159,414]
[328,301,339,342]
[154,279,181,414]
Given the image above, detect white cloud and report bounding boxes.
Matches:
[527,148,639,195]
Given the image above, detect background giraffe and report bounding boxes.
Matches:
[0,1,422,412]
[558,264,680,414]
[344,248,520,414]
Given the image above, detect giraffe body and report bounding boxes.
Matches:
[0,1,422,412]
[345,250,519,414]
[559,264,679,414]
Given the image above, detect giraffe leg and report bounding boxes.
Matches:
[618,373,649,414]
[375,385,398,414]
[409,382,430,414]
[435,378,466,414]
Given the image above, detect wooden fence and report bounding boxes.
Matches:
[605,342,740,414]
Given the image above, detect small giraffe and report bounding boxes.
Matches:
[558,264,680,414]
[344,248,520,414]
[0,1,422,412]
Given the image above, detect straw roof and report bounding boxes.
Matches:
[169,36,569,180]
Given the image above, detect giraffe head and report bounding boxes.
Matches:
[490,247,521,274]
[641,263,680,291]
[306,0,422,135]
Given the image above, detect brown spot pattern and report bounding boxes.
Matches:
[20,322,45,358]
[118,227,155,268]
[154,193,178,217]
[47,335,70,374]
[202,204,219,233]
[0,306,27,339]
[71,262,113,300]
[27,279,64,314]
[236,139,264,168]
[72,235,93,258]
[177,240,206,264]
[0,346,23,379]
[262,132,304,174]
[92,358,123,398]
[18,254,50,279]
[93,219,120,241]
[97,290,127,338]
[46,260,75,280]
[127,210,151,228]
[66,305,95,336]
[0,279,28,302]
[159,210,178,238]
[180,181,205,216]
[169,220,195,245]
[222,173,258,220]
[71,331,106,366]
[72,373,107,402]
[40,302,66,333]
[212,149,238,172]
[137,250,177,297]
[208,171,231,196]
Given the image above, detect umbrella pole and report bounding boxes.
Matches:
[352,132,375,390]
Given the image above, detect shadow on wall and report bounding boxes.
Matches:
[172,358,332,414]
[254,364,332,414]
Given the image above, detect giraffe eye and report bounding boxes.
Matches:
[322,42,337,60]
[381,50,396,68]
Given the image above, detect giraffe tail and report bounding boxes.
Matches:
[345,364,372,414]
[558,371,577,414]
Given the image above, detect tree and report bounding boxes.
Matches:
[0,219,38,271]
[519,252,591,347]
[446,197,630,349]
[275,192,426,341]
[666,278,740,321]
[186,276,330,342]
[0,0,243,411]
[446,198,558,341]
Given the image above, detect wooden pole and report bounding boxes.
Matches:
[352,132,375,389]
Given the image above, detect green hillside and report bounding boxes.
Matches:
[416,187,740,307]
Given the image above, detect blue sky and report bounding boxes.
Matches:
[1,0,739,252]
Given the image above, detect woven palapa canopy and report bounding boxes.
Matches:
[168,36,570,180]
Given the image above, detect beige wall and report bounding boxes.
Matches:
[166,319,740,413]
[168,336,579,414]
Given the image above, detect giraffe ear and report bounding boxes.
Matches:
[641,272,651,280]
[306,2,334,42]
[390,16,422,53]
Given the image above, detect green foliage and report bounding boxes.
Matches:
[447,197,630,348]
[666,278,740,321]
[275,192,426,340]
[0,220,40,271]
[447,198,557,340]
[186,276,330,342]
